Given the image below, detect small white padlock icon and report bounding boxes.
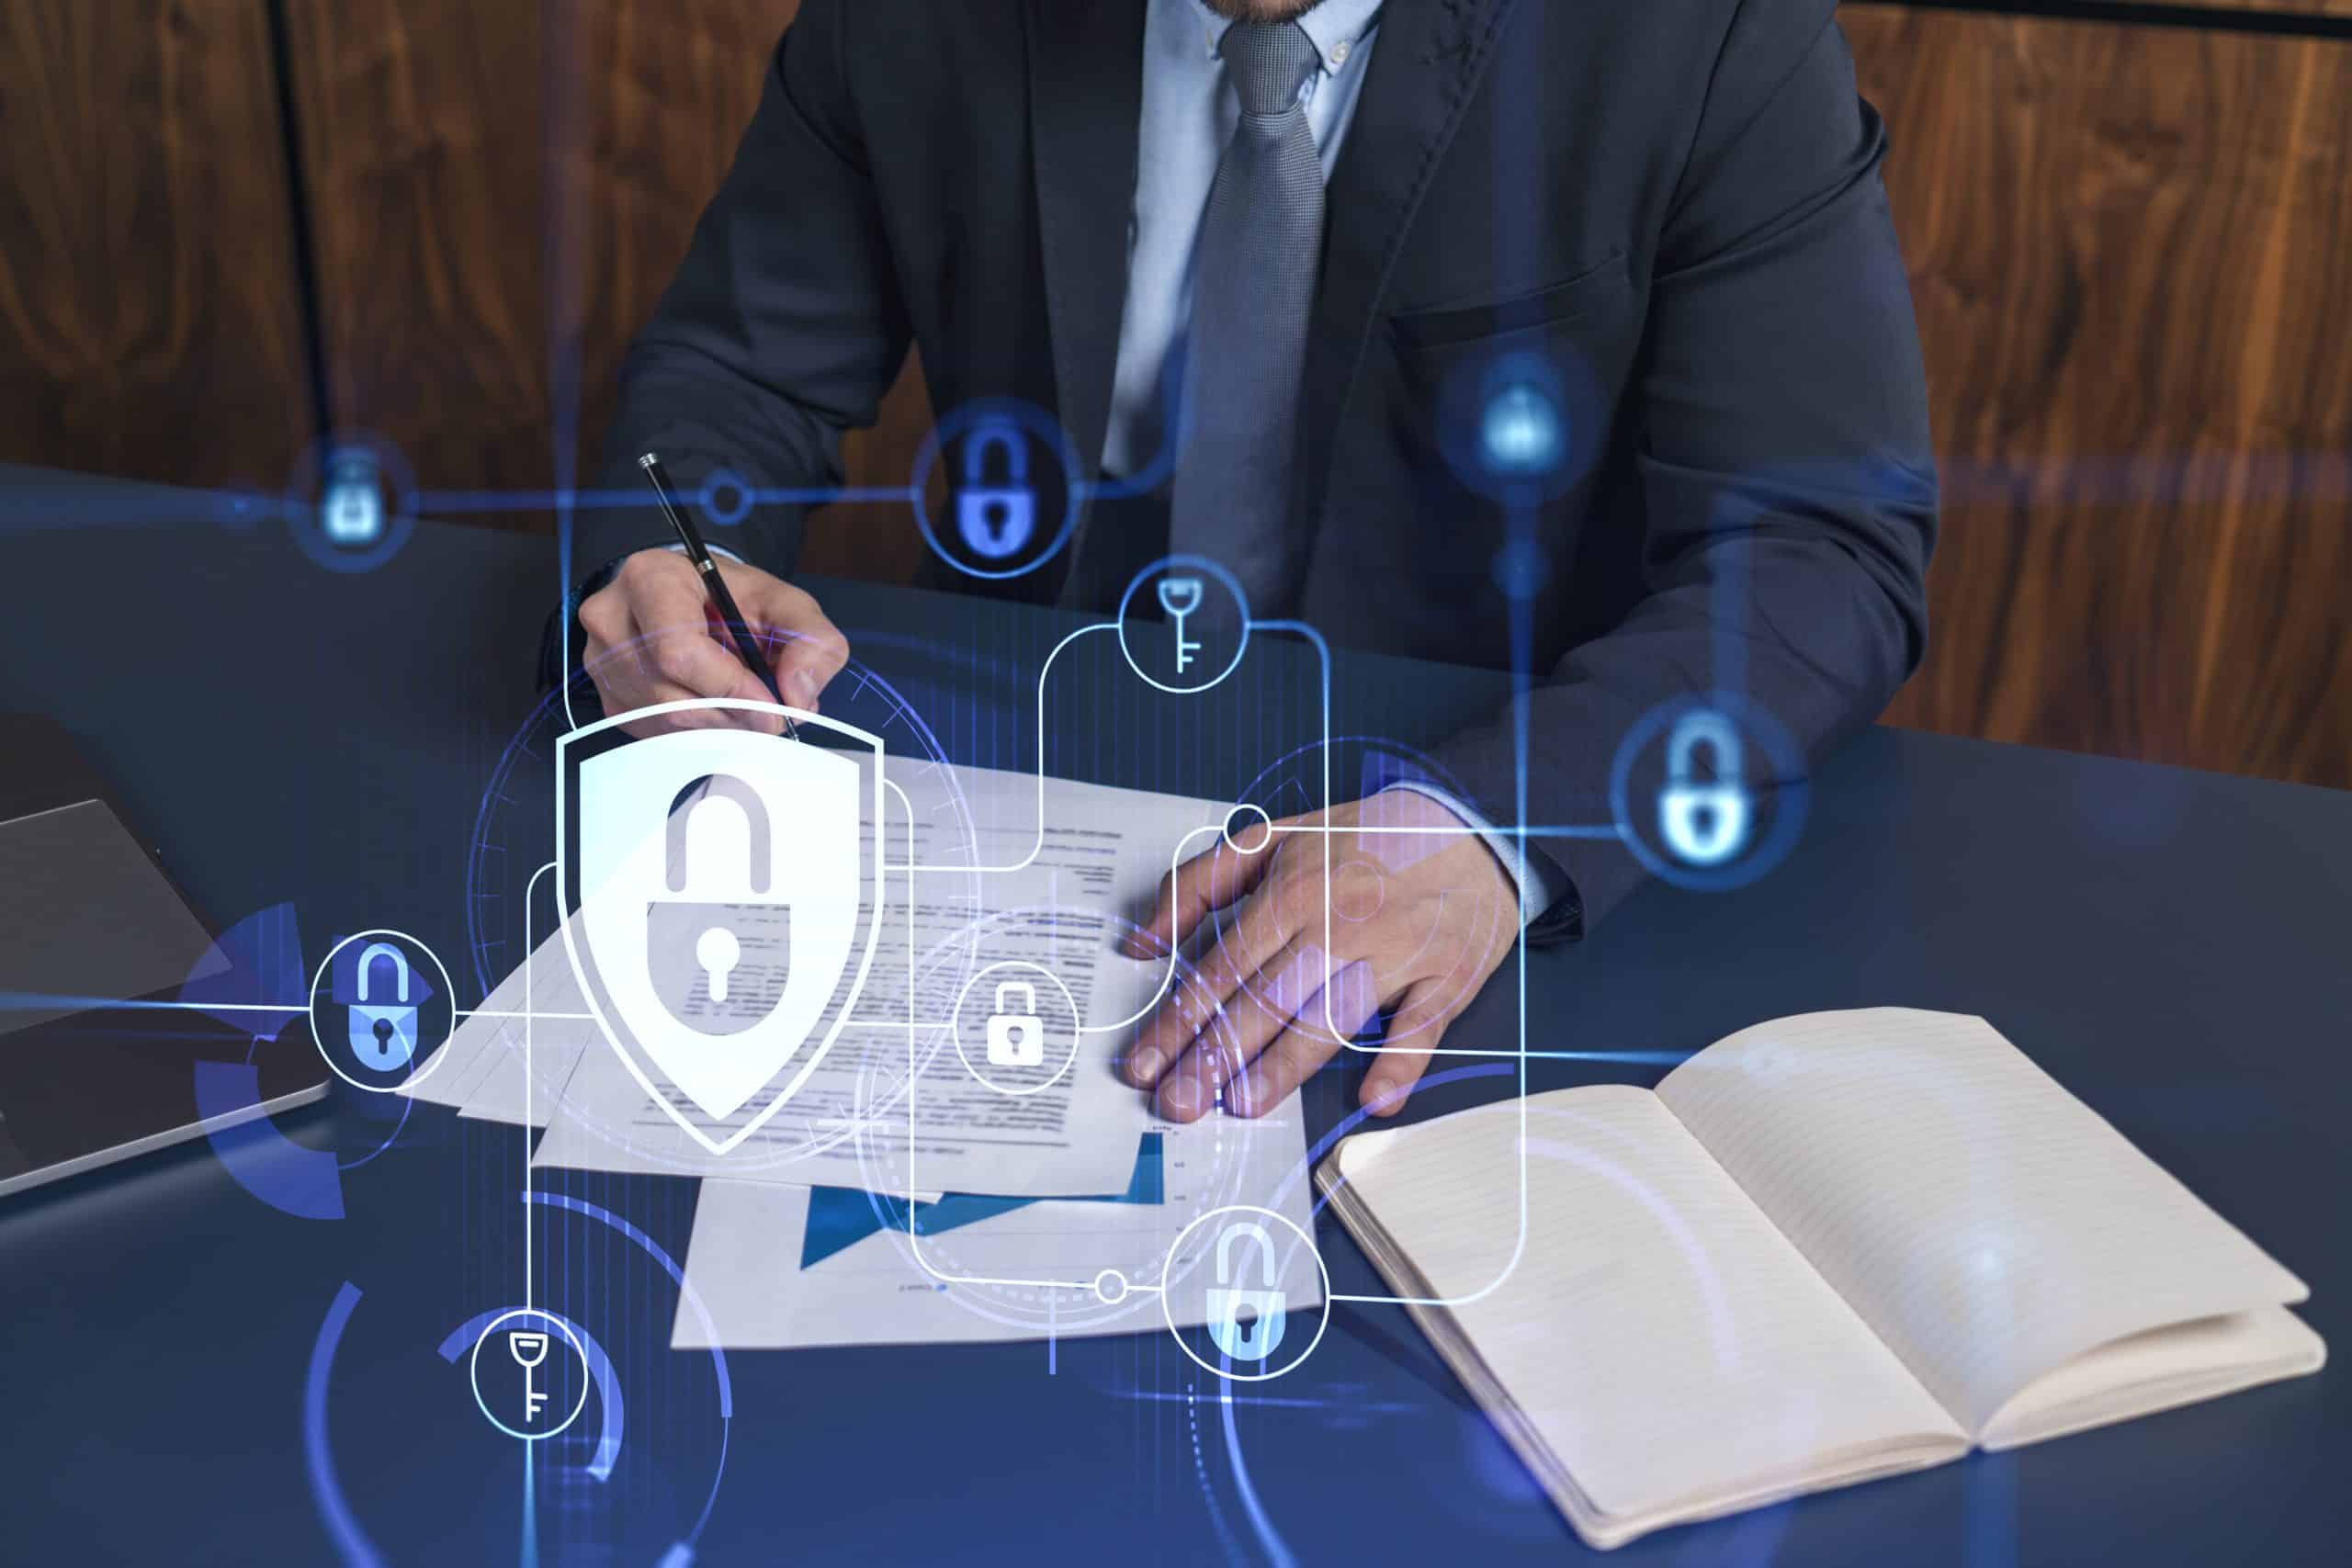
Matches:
[985,981,1045,1067]
[1657,708,1752,866]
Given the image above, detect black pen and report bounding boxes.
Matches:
[638,453,797,738]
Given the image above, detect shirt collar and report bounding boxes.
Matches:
[1184,0,1384,76]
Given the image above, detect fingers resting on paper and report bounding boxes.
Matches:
[1119,792,1520,1123]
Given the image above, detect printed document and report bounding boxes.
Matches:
[407,759,1231,1198]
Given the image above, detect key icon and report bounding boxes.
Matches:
[507,1330,550,1423]
[1156,576,1204,674]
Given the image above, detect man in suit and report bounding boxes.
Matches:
[570,0,1936,1124]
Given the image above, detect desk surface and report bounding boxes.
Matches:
[0,480,2346,1566]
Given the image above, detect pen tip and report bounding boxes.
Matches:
[637,453,660,470]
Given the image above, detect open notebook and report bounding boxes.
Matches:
[1317,1009,2324,1551]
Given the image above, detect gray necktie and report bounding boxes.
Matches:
[1170,21,1326,625]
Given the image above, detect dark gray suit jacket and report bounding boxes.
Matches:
[576,0,1938,942]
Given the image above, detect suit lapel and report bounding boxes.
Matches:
[1298,0,1517,530]
[1026,0,1147,493]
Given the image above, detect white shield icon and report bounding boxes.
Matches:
[558,701,885,1155]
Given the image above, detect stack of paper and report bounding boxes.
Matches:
[402,761,1324,1350]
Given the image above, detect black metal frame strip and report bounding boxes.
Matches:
[262,0,336,447]
[1845,0,2352,41]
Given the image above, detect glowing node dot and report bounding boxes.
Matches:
[1480,382,1563,477]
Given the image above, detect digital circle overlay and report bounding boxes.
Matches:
[1607,690,1809,893]
[286,431,418,575]
[910,397,1087,581]
[467,1307,591,1442]
[1160,1203,1332,1383]
[697,466,753,528]
[306,929,458,1094]
[1222,803,1273,854]
[1116,554,1252,695]
[951,960,1082,1098]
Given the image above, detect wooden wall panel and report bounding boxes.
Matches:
[281,0,929,580]
[0,0,312,490]
[2091,1,2352,15]
[1845,6,2352,787]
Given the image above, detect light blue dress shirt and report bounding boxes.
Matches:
[1103,0,1561,924]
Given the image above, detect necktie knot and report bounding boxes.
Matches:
[1221,21,1321,118]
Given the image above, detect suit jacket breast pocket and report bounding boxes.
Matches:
[1382,254,1641,500]
[1387,252,1635,354]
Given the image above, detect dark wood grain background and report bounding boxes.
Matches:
[1,0,2345,785]
[0,0,314,491]
[1848,5,2352,784]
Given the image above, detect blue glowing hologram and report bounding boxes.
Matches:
[1204,1221,1288,1363]
[339,941,425,1070]
[303,1284,385,1568]
[523,1190,735,1557]
[1117,554,1252,694]
[558,703,886,1154]
[176,900,304,1041]
[1480,379,1564,477]
[954,416,1036,558]
[1490,535,1551,601]
[306,930,457,1094]
[1432,346,1603,502]
[286,432,416,575]
[1160,1204,1329,1382]
[1657,708,1752,866]
[443,1308,610,1455]
[320,448,384,545]
[1608,692,1807,892]
[695,466,753,528]
[1156,574,1205,671]
[465,1307,592,1442]
[193,1060,344,1221]
[910,398,1083,580]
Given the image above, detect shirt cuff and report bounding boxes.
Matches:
[1380,782,1565,927]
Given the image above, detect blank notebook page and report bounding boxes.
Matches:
[1331,1087,1962,1525]
[1657,1009,2309,1433]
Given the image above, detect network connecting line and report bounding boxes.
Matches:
[526,566,1654,1330]
[513,459,1771,1351]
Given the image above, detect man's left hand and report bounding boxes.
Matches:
[1120,791,1520,1122]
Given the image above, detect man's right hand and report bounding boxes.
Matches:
[576,549,850,738]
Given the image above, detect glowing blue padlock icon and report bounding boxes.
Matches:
[1481,381,1562,476]
[1657,708,1752,866]
[1204,1221,1288,1363]
[955,420,1035,558]
[347,942,419,1070]
[321,449,385,547]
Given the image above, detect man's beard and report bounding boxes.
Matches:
[1195,0,1328,22]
